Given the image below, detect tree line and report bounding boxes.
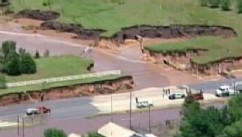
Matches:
[0,41,37,76]
[175,92,242,137]
[200,0,242,13]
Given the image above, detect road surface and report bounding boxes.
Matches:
[0,103,224,137]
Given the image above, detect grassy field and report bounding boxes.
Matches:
[0,55,122,95]
[145,37,242,65]
[0,75,120,95]
[4,55,93,82]
[10,0,242,64]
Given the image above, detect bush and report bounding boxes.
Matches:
[4,52,21,76]
[44,49,50,57]
[87,132,104,137]
[201,0,208,6]
[208,0,221,8]
[237,0,242,13]
[1,41,37,75]
[221,0,231,11]
[2,41,16,58]
[44,128,67,137]
[35,51,40,59]
[20,53,37,74]
[0,75,6,89]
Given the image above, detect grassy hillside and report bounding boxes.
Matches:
[10,0,242,64]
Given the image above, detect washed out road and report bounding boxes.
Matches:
[0,30,240,136]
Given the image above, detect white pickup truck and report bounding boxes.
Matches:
[215,85,238,97]
[135,97,154,108]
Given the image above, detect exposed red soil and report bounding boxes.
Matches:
[0,76,134,106]
[145,48,242,76]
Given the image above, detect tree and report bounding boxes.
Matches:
[20,53,37,74]
[237,0,242,13]
[0,75,6,89]
[227,94,242,122]
[201,0,208,6]
[3,52,21,76]
[2,41,16,58]
[208,0,221,8]
[221,0,231,11]
[35,50,40,59]
[223,120,242,137]
[44,49,50,57]
[44,128,67,137]
[87,132,104,137]
[176,93,227,137]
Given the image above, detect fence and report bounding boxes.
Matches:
[6,70,121,88]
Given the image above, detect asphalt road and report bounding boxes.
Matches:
[0,103,224,137]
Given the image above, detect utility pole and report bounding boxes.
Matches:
[129,89,132,130]
[111,93,113,122]
[17,115,19,136]
[148,105,151,133]
[22,117,25,137]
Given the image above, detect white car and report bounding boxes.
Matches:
[136,100,153,108]
[215,85,238,97]
[168,93,186,100]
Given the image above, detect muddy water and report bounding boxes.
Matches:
[0,31,170,89]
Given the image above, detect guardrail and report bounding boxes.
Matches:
[6,70,121,88]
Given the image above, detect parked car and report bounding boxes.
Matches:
[26,106,51,116]
[215,85,238,97]
[168,93,186,100]
[135,97,153,108]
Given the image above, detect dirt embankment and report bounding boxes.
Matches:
[145,48,242,75]
[0,76,134,106]
[40,22,236,46]
[15,10,236,45]
[16,10,60,21]
[110,25,236,45]
[191,57,242,75]
[40,21,105,40]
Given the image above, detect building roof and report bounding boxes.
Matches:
[98,122,143,137]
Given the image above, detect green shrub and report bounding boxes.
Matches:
[87,132,104,137]
[20,53,37,74]
[1,41,37,76]
[2,41,16,58]
[201,0,208,6]
[208,0,221,8]
[221,0,231,11]
[4,52,21,76]
[44,128,67,137]
[237,0,242,13]
[0,75,6,89]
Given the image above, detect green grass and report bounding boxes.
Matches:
[145,37,242,65]
[0,75,120,95]
[9,0,242,63]
[4,55,93,82]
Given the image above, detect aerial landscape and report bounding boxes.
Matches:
[1,0,242,137]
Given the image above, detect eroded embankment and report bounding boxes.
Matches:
[16,10,60,21]
[0,76,134,106]
[16,10,237,43]
[110,25,236,44]
[145,48,242,75]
